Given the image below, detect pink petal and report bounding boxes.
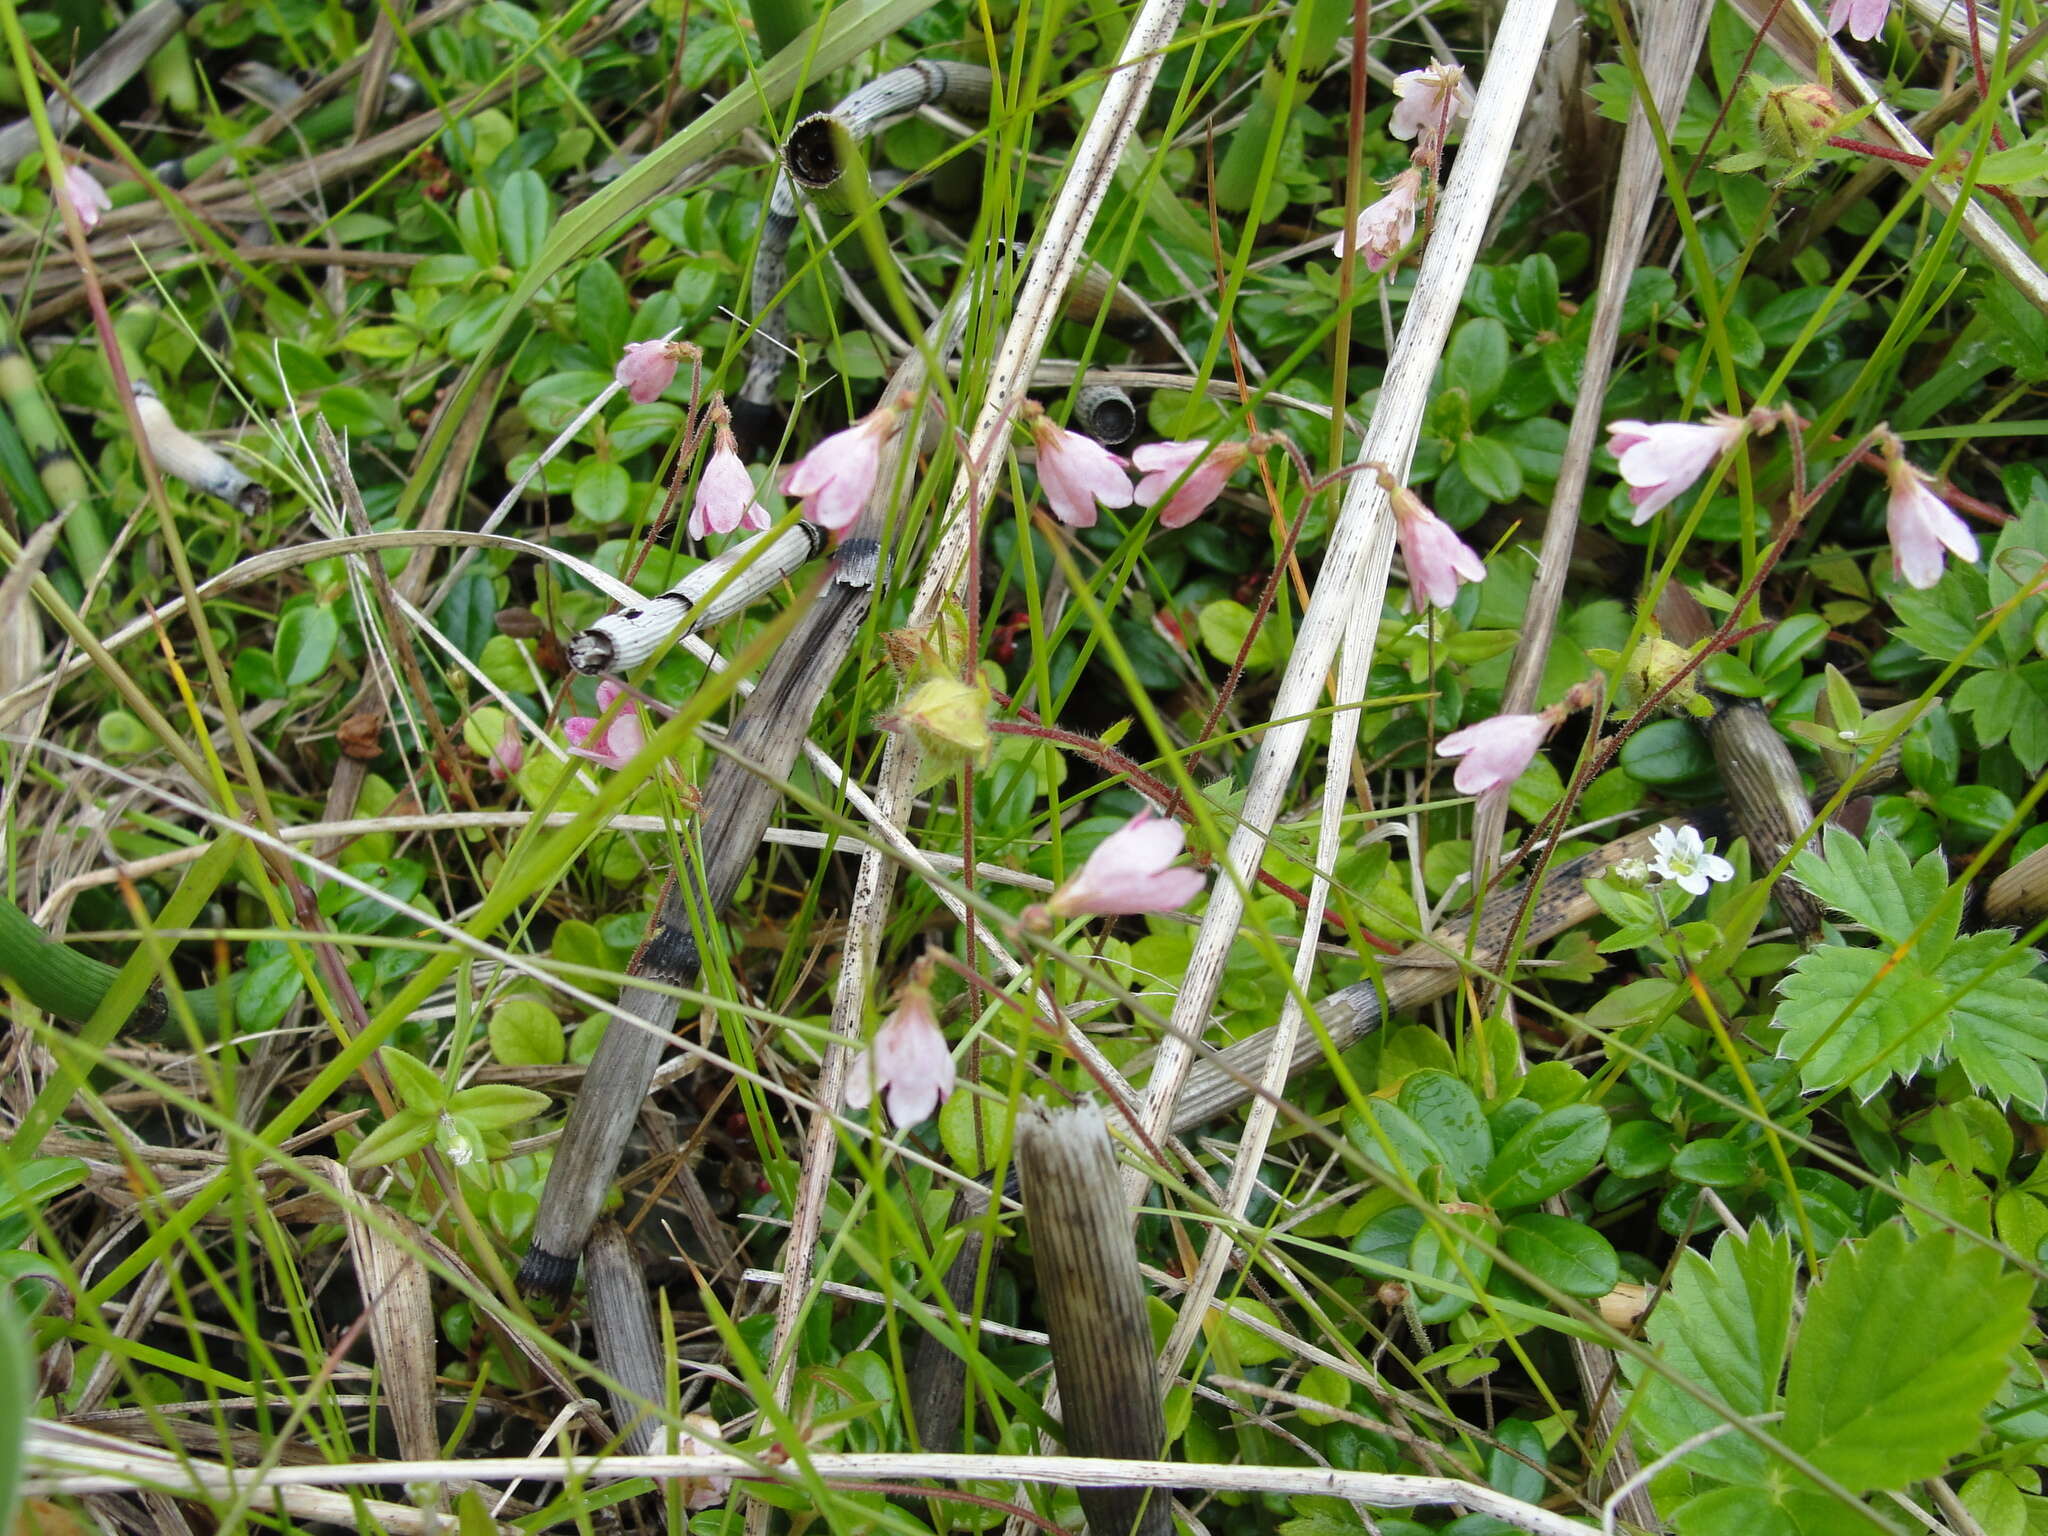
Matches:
[616,342,679,405]
[1438,713,1549,796]
[692,447,761,538]
[788,421,884,530]
[1887,470,1978,590]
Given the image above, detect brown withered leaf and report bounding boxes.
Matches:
[337,711,384,760]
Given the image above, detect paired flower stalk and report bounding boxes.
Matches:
[1605,409,1979,590]
[849,811,1210,1130]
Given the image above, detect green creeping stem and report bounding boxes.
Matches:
[0,896,221,1031]
[1210,0,1350,214]
[0,307,108,580]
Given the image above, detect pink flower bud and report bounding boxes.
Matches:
[1030,411,1134,529]
[785,404,900,531]
[1437,710,1552,798]
[615,341,683,405]
[58,164,111,232]
[489,717,525,781]
[1334,169,1422,271]
[1131,440,1248,529]
[844,983,955,1128]
[1605,414,1747,524]
[563,680,647,769]
[1047,810,1208,918]
[1884,456,1978,590]
[689,420,769,539]
[1389,484,1485,610]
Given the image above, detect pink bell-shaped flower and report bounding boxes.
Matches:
[844,982,955,1128]
[690,414,770,539]
[1131,440,1249,529]
[1029,407,1134,528]
[1047,810,1208,918]
[1437,710,1553,798]
[563,680,647,769]
[1334,169,1422,271]
[1606,414,1748,524]
[785,403,902,531]
[1883,455,1978,590]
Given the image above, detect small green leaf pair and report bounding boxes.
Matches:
[348,1047,553,1170]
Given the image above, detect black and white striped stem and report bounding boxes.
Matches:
[132,382,269,516]
[566,521,828,675]
[519,306,967,1298]
[734,61,994,443]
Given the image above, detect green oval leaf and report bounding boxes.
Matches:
[1502,1211,1620,1297]
[275,603,341,688]
[1479,1104,1610,1209]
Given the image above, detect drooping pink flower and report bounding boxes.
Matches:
[1390,483,1485,610]
[1828,0,1889,39]
[615,341,682,404]
[844,983,955,1128]
[1047,810,1208,918]
[564,680,647,769]
[1030,410,1134,528]
[1438,711,1553,798]
[1884,456,1978,590]
[1388,63,1474,149]
[1131,440,1249,529]
[690,419,769,539]
[785,403,900,531]
[677,1414,730,1510]
[488,717,524,781]
[1334,169,1422,271]
[58,164,111,231]
[1606,414,1747,524]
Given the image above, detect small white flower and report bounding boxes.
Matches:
[438,1111,475,1165]
[1611,857,1651,886]
[1648,825,1735,896]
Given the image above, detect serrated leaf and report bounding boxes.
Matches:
[1937,929,2048,1111]
[1782,1223,2030,1491]
[1789,827,1957,948]
[1774,945,1952,1099]
[1628,1224,1794,1484]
